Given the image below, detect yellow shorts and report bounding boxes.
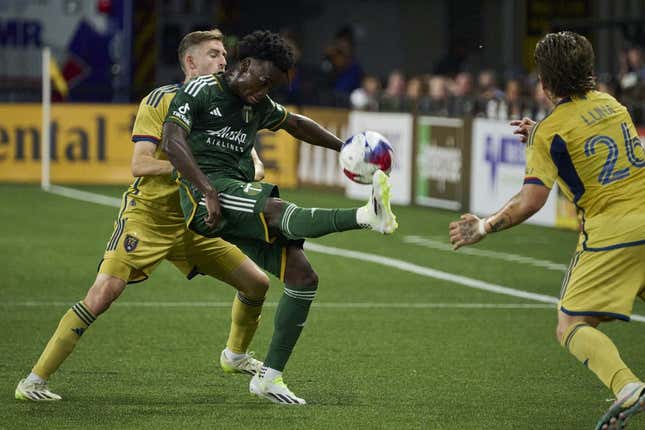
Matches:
[98,199,246,284]
[559,245,645,321]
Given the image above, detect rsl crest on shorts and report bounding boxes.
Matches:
[123,235,139,253]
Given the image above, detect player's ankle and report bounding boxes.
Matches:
[260,366,282,381]
[356,206,370,225]
[25,372,46,385]
[224,348,246,361]
[618,382,644,399]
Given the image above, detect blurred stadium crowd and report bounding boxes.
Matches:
[275,31,645,125]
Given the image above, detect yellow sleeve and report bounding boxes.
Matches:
[524,122,558,188]
[131,96,164,145]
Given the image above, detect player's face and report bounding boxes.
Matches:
[235,59,287,104]
[187,40,227,78]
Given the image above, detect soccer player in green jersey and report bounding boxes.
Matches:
[15,29,272,402]
[162,30,398,404]
[449,32,644,430]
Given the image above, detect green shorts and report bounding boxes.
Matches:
[179,176,279,241]
[178,176,304,279]
[225,236,304,281]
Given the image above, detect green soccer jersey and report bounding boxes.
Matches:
[165,73,289,181]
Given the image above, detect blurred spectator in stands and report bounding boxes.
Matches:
[502,79,526,120]
[475,69,505,118]
[418,75,450,116]
[321,26,363,106]
[530,80,552,121]
[619,47,645,90]
[618,47,645,124]
[447,72,476,117]
[350,75,381,111]
[402,75,425,112]
[380,70,406,111]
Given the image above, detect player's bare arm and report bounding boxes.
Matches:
[162,121,221,228]
[251,148,265,181]
[282,113,344,151]
[449,184,550,250]
[131,141,174,177]
[510,117,536,143]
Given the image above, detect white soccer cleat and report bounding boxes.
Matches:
[361,169,398,234]
[249,373,306,405]
[219,350,263,375]
[596,383,645,430]
[15,378,62,401]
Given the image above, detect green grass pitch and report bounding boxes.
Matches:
[1,184,643,429]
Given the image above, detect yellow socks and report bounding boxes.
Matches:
[32,302,96,380]
[226,293,265,354]
[562,323,640,396]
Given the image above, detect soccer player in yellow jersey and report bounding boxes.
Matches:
[449,32,644,430]
[16,29,271,401]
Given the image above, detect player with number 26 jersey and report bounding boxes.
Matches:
[525,90,645,250]
[524,90,645,319]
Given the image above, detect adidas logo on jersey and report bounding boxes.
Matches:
[210,107,223,117]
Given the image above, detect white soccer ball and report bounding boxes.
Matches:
[339,131,394,184]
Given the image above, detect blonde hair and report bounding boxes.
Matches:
[177,29,224,72]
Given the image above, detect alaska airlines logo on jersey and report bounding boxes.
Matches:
[484,135,525,188]
[205,126,247,144]
[210,107,222,117]
[178,103,190,114]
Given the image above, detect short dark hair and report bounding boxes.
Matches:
[534,31,596,98]
[177,29,224,72]
[237,30,295,73]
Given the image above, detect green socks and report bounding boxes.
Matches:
[264,285,317,371]
[279,203,359,239]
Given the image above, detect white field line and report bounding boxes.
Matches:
[403,235,568,272]
[47,185,123,207]
[304,243,645,324]
[3,301,555,310]
[41,187,645,323]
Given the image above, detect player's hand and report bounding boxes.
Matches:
[203,190,222,228]
[510,117,536,143]
[449,213,488,250]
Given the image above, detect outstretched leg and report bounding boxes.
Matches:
[263,170,397,238]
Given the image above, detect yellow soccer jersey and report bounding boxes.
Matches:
[525,90,645,251]
[129,84,184,222]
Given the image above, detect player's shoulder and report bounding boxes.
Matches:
[182,74,221,98]
[143,83,181,108]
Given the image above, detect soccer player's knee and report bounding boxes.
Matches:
[85,276,125,315]
[293,265,319,288]
[263,197,286,227]
[245,270,270,298]
[555,323,568,344]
